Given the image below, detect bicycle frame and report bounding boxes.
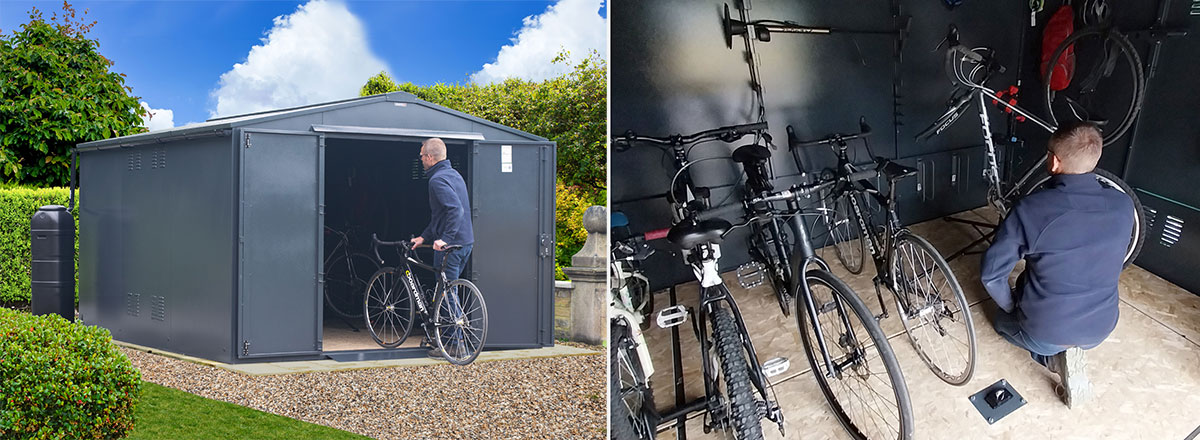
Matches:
[376,243,452,340]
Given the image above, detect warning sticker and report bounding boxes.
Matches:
[501,145,512,173]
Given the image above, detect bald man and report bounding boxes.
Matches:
[981,122,1133,408]
[411,138,474,281]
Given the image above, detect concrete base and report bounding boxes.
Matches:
[115,340,599,376]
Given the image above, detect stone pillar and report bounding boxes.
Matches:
[562,205,607,345]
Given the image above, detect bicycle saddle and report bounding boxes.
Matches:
[732,144,774,192]
[441,244,464,251]
[667,219,731,250]
[877,159,918,181]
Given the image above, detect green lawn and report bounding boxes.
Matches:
[129,382,370,440]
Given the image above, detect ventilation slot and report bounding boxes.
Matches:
[411,158,426,180]
[1145,206,1158,230]
[126,292,140,317]
[151,295,166,321]
[126,152,143,171]
[1161,215,1184,248]
[150,148,167,169]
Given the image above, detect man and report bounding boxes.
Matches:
[981,122,1133,408]
[410,138,474,357]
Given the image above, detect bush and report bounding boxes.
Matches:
[0,308,141,439]
[0,187,77,306]
[555,181,597,280]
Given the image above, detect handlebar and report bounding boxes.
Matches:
[787,117,872,149]
[613,121,769,151]
[694,178,843,222]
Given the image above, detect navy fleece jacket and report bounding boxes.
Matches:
[420,160,474,246]
[980,173,1133,346]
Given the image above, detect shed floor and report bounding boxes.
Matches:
[322,317,423,351]
[646,208,1200,439]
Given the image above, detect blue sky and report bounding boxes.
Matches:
[0,0,607,128]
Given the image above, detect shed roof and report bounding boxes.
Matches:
[77,91,547,151]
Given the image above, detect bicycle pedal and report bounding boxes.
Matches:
[736,262,766,289]
[762,357,790,378]
[656,305,689,329]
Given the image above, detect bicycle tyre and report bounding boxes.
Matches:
[796,269,914,440]
[709,305,765,440]
[363,266,416,348]
[1042,26,1144,146]
[890,232,977,386]
[1021,167,1146,267]
[610,319,657,440]
[830,192,866,275]
[323,252,378,319]
[433,279,489,365]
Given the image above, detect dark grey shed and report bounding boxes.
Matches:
[76,91,556,363]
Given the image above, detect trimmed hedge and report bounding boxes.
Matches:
[0,308,141,439]
[0,187,76,306]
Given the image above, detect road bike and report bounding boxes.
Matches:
[789,119,977,386]
[363,235,488,365]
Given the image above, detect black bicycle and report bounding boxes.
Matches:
[790,119,977,387]
[916,25,1146,266]
[323,226,378,321]
[614,122,786,440]
[695,138,916,440]
[363,234,488,365]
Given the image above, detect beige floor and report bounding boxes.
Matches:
[322,316,423,351]
[644,209,1200,439]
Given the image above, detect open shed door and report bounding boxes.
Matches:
[472,141,556,347]
[238,130,323,358]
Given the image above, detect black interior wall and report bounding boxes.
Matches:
[612,0,1187,291]
[323,138,472,307]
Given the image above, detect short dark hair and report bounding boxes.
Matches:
[1048,122,1102,174]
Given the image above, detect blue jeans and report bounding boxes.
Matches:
[993,310,1098,366]
[433,244,472,281]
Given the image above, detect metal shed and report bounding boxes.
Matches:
[76,91,557,363]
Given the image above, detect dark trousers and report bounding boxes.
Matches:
[433,244,473,281]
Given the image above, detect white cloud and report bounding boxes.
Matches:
[471,0,607,84]
[139,102,174,131]
[209,0,388,118]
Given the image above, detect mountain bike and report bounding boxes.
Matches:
[789,119,977,386]
[696,166,914,440]
[323,225,378,321]
[915,25,1146,266]
[614,122,786,440]
[363,234,488,365]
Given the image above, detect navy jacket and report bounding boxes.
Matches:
[420,160,474,246]
[981,173,1132,346]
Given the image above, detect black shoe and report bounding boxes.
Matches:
[427,347,444,359]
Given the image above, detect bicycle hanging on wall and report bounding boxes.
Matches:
[916,25,1147,265]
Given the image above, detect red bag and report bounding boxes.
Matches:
[1040,6,1075,91]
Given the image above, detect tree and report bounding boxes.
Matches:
[359,51,607,194]
[0,2,148,186]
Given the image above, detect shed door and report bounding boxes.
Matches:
[471,141,556,347]
[238,130,322,358]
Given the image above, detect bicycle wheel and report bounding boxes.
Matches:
[610,319,657,440]
[796,269,913,440]
[363,267,415,348]
[433,279,488,365]
[324,252,378,319]
[708,305,765,440]
[890,233,976,386]
[1043,26,1144,146]
[829,192,866,275]
[1021,167,1146,267]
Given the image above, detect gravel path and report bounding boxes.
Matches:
[123,346,606,439]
